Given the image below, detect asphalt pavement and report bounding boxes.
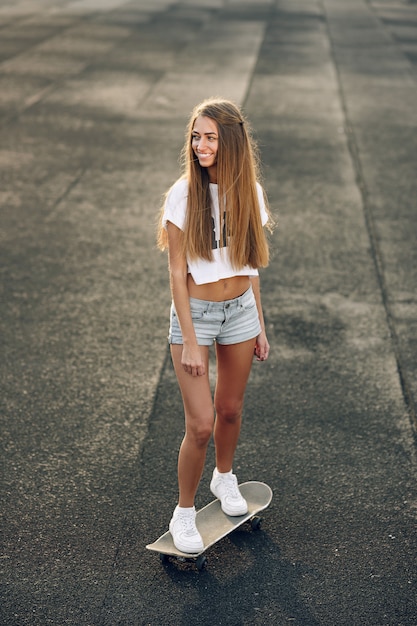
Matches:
[1,1,417,624]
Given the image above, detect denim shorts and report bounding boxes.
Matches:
[168,286,261,346]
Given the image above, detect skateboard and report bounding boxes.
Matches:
[146,481,273,570]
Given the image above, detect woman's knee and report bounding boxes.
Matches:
[186,415,213,448]
[215,398,243,424]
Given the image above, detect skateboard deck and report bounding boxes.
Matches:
[146,481,273,570]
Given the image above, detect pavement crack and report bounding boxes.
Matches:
[44,168,87,222]
[320,0,417,435]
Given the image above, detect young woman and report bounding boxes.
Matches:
[157,98,272,553]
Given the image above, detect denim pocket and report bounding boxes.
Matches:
[242,295,257,311]
[190,302,208,321]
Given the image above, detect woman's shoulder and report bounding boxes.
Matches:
[166,177,188,202]
[163,177,189,231]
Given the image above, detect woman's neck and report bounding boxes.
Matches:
[207,164,217,184]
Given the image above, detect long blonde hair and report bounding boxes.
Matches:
[157,97,272,269]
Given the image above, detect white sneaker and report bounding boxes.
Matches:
[210,468,248,516]
[169,506,204,554]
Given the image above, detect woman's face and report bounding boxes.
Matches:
[191,115,218,181]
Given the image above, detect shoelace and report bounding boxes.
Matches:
[179,514,199,536]
[223,475,241,500]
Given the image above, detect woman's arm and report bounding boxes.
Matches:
[250,276,270,361]
[167,222,206,377]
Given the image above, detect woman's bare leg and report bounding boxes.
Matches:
[214,338,256,472]
[170,344,213,507]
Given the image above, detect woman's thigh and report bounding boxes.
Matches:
[170,344,214,426]
[214,338,256,414]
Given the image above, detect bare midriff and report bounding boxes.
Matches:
[187,274,251,302]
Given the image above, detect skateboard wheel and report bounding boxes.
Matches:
[251,516,262,531]
[159,553,169,564]
[196,555,207,571]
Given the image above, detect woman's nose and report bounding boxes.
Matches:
[197,137,207,151]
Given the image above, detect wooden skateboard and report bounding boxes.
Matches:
[146,481,273,570]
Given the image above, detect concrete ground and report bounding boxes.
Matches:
[1,0,417,624]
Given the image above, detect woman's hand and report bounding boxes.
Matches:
[181,343,206,377]
[254,331,270,362]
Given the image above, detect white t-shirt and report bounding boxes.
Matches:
[162,178,269,285]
